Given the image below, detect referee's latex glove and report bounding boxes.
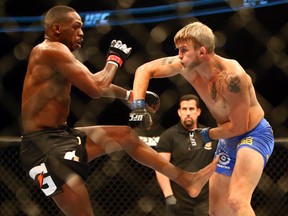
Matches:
[165,195,178,215]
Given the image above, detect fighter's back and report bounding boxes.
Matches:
[21,41,71,133]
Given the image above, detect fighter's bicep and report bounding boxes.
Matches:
[53,53,93,88]
[43,44,85,76]
[162,56,180,65]
[147,56,182,78]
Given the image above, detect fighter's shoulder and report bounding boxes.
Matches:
[30,42,73,68]
[33,41,71,56]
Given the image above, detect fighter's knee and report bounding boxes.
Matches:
[209,204,221,216]
[227,194,246,213]
[117,125,139,141]
[120,125,133,133]
[122,125,136,135]
[209,210,217,216]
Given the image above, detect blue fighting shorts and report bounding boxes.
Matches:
[215,118,274,176]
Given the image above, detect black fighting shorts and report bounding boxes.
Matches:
[20,126,89,197]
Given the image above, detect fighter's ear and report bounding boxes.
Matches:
[199,46,207,56]
[52,23,61,36]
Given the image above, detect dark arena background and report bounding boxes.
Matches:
[0,0,288,215]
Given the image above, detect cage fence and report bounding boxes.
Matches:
[0,139,288,216]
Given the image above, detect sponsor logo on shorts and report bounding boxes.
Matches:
[76,136,81,145]
[217,152,231,170]
[238,136,253,147]
[29,163,57,196]
[64,150,80,162]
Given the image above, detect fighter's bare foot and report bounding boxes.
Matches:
[181,156,219,197]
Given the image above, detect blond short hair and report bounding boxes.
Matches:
[174,22,215,53]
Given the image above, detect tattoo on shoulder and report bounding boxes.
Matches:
[162,56,177,65]
[218,72,241,93]
[227,75,241,93]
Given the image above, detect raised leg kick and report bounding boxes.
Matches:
[79,125,218,197]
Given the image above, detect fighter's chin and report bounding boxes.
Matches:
[75,43,82,49]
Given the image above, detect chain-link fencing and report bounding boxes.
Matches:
[0,139,287,216]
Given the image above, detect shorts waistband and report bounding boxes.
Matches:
[22,125,71,137]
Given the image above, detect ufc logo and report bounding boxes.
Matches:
[83,12,110,26]
[129,114,143,121]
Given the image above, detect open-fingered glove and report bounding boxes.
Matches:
[129,99,152,130]
[126,90,160,113]
[106,40,132,67]
[193,127,213,144]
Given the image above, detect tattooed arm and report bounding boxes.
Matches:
[132,56,183,100]
[209,69,257,140]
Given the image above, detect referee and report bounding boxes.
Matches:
[155,94,217,216]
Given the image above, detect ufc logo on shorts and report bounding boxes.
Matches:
[129,114,143,121]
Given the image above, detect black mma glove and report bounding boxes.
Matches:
[126,90,160,113]
[193,127,214,144]
[129,99,152,130]
[165,195,178,215]
[106,40,132,67]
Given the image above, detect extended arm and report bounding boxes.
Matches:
[129,57,182,129]
[132,56,183,100]
[102,84,161,113]
[101,84,129,100]
[53,40,131,98]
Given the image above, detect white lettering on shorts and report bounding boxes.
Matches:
[29,163,57,196]
[64,150,80,162]
[76,136,81,145]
